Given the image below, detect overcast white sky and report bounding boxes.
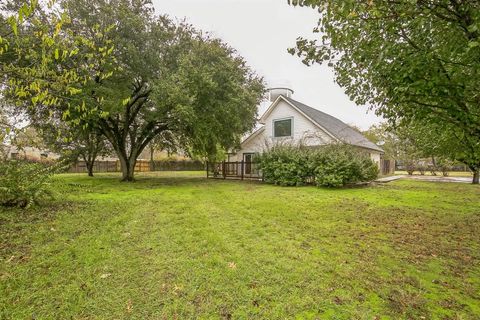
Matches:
[153,0,383,130]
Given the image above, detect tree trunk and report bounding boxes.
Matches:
[87,162,94,177]
[119,155,132,182]
[122,165,134,182]
[100,119,162,182]
[150,145,155,171]
[82,154,95,177]
[128,159,137,181]
[473,169,479,185]
[119,152,137,182]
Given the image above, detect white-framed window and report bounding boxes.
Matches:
[273,118,293,138]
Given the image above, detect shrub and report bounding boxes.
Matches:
[257,143,379,188]
[405,160,416,175]
[428,164,437,176]
[0,160,65,208]
[417,164,427,175]
[310,144,379,187]
[256,145,312,186]
[437,158,453,177]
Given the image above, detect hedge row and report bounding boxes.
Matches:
[256,144,379,187]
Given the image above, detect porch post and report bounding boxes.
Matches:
[222,161,226,179]
[241,161,244,180]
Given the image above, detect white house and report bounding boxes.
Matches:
[228,88,384,170]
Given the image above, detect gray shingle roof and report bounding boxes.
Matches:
[284,96,384,153]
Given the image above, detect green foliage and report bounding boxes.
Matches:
[311,144,379,187]
[38,121,113,177]
[363,123,400,161]
[405,159,416,176]
[0,103,10,147]
[0,0,115,124]
[257,144,378,187]
[436,158,455,177]
[417,163,427,176]
[0,0,116,192]
[0,160,65,208]
[289,0,480,183]
[256,145,313,186]
[63,0,264,181]
[392,119,480,182]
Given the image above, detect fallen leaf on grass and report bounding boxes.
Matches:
[100,273,111,279]
[126,299,133,313]
[228,262,236,269]
[173,284,183,295]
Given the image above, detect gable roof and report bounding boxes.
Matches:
[282,96,383,153]
[241,126,265,146]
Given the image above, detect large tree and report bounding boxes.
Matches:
[396,119,480,182]
[363,123,401,161]
[39,122,112,177]
[1,0,116,173]
[289,0,480,183]
[63,0,264,181]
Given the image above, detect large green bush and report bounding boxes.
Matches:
[310,144,379,187]
[257,144,378,188]
[255,145,313,186]
[0,160,65,208]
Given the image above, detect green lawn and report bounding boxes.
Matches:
[1,172,479,319]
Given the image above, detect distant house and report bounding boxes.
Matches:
[228,88,384,168]
[3,145,60,161]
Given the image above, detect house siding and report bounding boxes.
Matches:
[230,100,333,161]
[229,130,267,162]
[370,152,381,166]
[264,100,333,145]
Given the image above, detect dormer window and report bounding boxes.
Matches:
[273,118,292,138]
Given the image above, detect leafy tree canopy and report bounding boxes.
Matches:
[363,123,400,161]
[289,0,480,183]
[395,118,480,182]
[1,0,114,123]
[59,0,265,181]
[39,121,113,177]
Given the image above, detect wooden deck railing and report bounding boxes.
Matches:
[208,160,394,181]
[206,161,262,180]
